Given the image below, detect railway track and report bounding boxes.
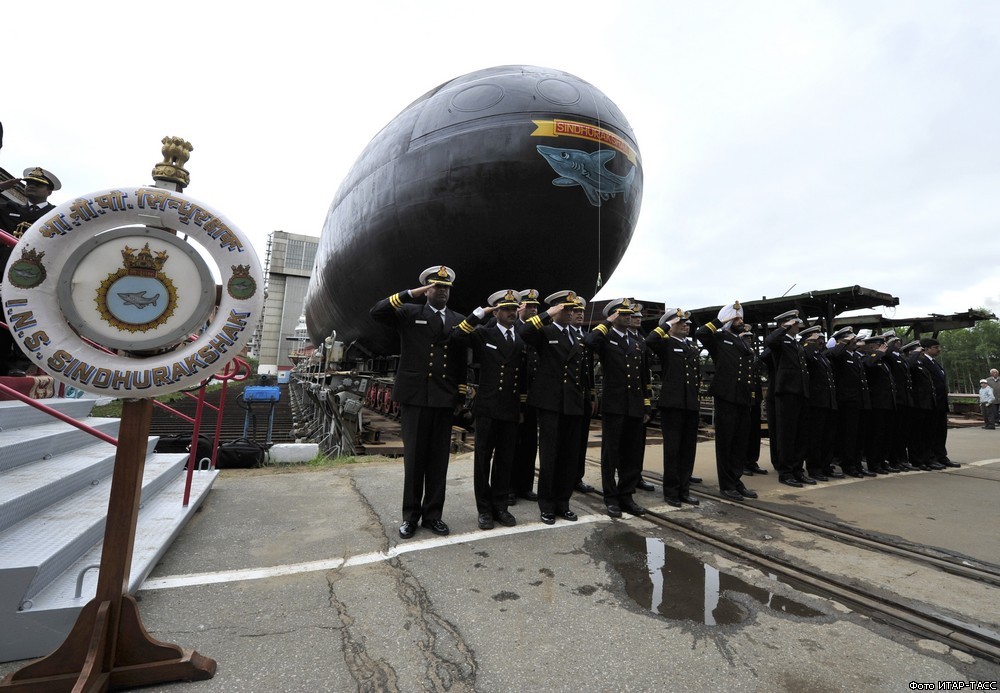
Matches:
[572,465,1000,665]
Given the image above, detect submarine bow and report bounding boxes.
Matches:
[305,64,643,356]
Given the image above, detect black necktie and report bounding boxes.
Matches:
[566,328,574,346]
[505,329,513,345]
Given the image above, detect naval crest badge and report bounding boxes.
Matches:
[95,242,177,333]
[227,264,257,300]
[7,247,47,289]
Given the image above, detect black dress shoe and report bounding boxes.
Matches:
[736,485,758,499]
[807,471,829,481]
[558,510,579,521]
[824,467,846,479]
[636,479,655,492]
[679,495,700,506]
[574,481,596,493]
[927,462,945,470]
[664,497,682,508]
[621,501,647,516]
[494,509,516,527]
[518,491,539,501]
[843,469,865,478]
[689,476,703,484]
[859,469,878,477]
[422,519,450,536]
[478,513,495,530]
[897,463,915,472]
[793,473,817,485]
[779,475,803,488]
[742,467,755,476]
[721,489,744,501]
[745,465,768,475]
[540,512,555,525]
[606,504,623,518]
[915,464,934,471]
[399,521,417,539]
[939,459,961,468]
[507,493,517,506]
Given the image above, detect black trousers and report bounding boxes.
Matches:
[536,409,581,514]
[714,398,748,492]
[773,393,808,477]
[473,416,517,514]
[576,409,593,483]
[600,412,643,505]
[399,404,452,523]
[805,405,836,474]
[661,407,699,500]
[888,407,909,465]
[864,408,891,469]
[930,408,949,462]
[746,401,762,465]
[511,406,538,496]
[909,407,934,466]
[765,393,779,470]
[837,406,863,471]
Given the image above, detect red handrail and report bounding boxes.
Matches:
[0,381,119,446]
[0,229,16,247]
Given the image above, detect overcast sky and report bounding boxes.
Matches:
[3,1,997,322]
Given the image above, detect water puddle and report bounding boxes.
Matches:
[598,528,823,625]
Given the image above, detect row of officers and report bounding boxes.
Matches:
[370,266,958,539]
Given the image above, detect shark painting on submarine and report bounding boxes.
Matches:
[536,145,637,207]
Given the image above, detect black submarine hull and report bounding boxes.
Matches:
[304,65,644,356]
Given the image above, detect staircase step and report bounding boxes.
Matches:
[0,398,98,429]
[0,418,122,473]
[0,438,158,534]
[0,467,218,662]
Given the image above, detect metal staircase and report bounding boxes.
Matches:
[0,396,217,662]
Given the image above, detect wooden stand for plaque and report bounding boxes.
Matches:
[0,399,216,691]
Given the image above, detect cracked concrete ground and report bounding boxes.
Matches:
[1,429,998,691]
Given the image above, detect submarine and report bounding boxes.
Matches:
[304,65,644,356]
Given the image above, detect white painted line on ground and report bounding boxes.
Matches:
[139,509,673,591]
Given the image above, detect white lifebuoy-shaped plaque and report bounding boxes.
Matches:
[2,186,264,396]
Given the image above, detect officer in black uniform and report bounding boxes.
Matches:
[509,289,541,504]
[827,327,875,478]
[881,332,916,471]
[571,297,598,494]
[913,338,959,468]
[861,335,900,474]
[801,326,845,480]
[695,302,758,501]
[765,310,815,487]
[518,290,587,524]
[740,330,768,477]
[584,298,650,517]
[630,304,657,492]
[461,290,525,530]
[370,265,466,538]
[645,308,700,507]
[1,167,61,376]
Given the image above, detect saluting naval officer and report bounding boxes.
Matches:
[881,332,916,471]
[827,327,875,478]
[765,310,815,487]
[630,304,657,492]
[584,298,650,517]
[370,265,466,539]
[645,308,701,507]
[860,334,900,474]
[912,338,959,469]
[695,302,758,501]
[457,290,525,530]
[509,289,542,505]
[571,297,598,494]
[801,325,845,481]
[518,290,588,524]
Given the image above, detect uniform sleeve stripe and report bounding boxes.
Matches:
[528,315,543,329]
[653,326,666,338]
[595,324,609,335]
[458,321,474,333]
[706,322,718,332]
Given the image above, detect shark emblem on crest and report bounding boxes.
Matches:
[116,290,160,308]
[536,145,636,207]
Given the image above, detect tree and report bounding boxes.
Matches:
[938,318,1000,393]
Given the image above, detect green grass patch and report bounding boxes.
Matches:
[89,383,227,418]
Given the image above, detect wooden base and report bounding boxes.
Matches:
[1,596,215,691]
[0,399,216,691]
